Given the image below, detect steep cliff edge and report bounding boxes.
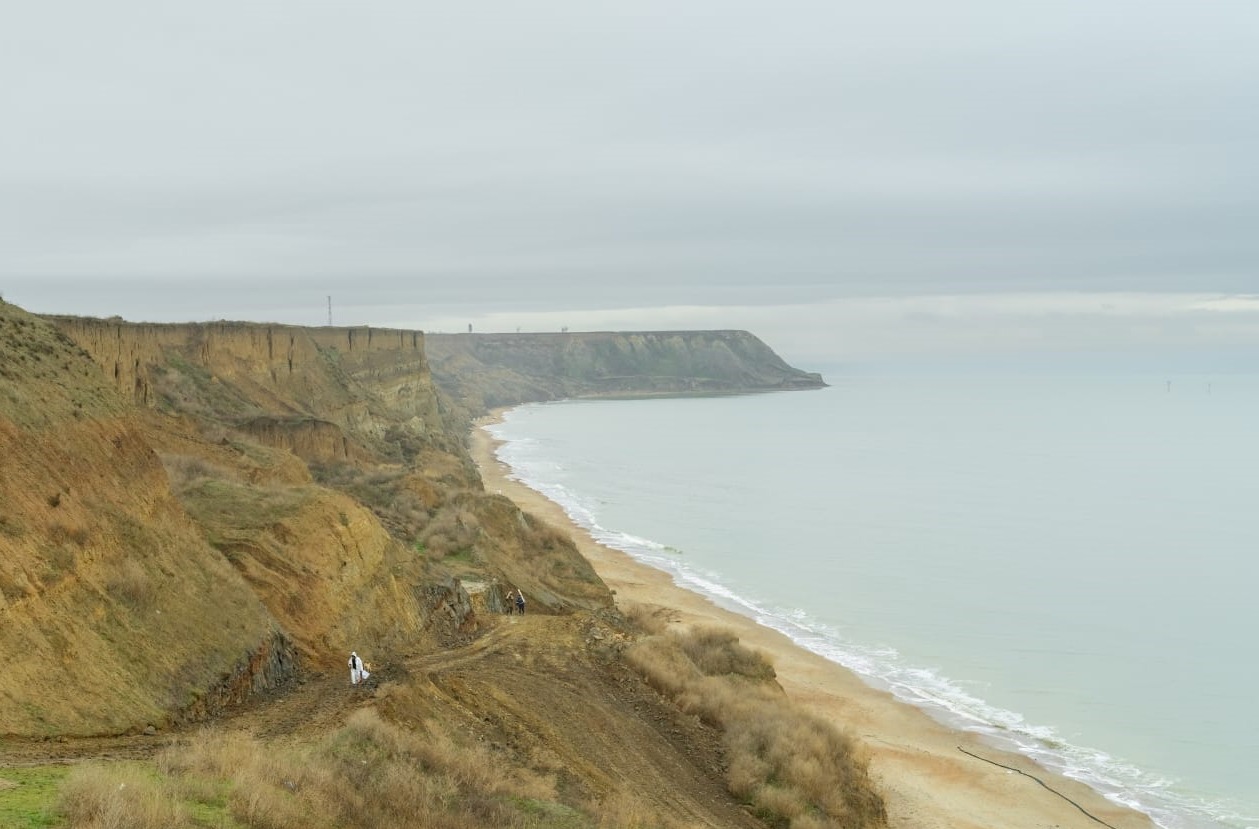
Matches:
[0,303,290,736]
[47,318,452,456]
[425,329,826,413]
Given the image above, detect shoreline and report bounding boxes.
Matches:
[472,409,1155,829]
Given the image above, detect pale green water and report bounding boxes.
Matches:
[488,374,1259,829]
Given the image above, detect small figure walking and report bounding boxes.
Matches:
[348,651,369,686]
[514,589,526,616]
[503,589,515,615]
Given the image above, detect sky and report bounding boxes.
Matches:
[2,1,1257,369]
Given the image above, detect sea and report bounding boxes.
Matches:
[485,369,1258,829]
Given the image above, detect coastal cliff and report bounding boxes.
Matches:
[4,314,825,735]
[2,303,889,829]
[46,317,448,454]
[0,305,288,735]
[426,329,826,413]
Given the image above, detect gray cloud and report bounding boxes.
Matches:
[2,1,1257,361]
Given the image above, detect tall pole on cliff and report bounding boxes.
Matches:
[328,296,332,326]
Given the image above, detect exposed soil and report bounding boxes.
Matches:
[0,610,764,828]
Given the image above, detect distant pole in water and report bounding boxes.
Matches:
[1166,380,1171,393]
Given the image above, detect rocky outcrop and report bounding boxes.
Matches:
[176,630,299,724]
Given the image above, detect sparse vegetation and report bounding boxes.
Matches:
[48,711,602,829]
[627,626,886,829]
[311,462,436,541]
[106,558,155,610]
[56,764,193,829]
[159,453,230,492]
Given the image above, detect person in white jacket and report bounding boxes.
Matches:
[348,651,369,686]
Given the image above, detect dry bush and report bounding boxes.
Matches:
[105,558,154,609]
[677,627,776,681]
[57,764,191,829]
[522,519,572,552]
[311,462,436,542]
[158,453,229,492]
[621,602,674,636]
[159,730,329,829]
[156,710,561,829]
[417,509,479,561]
[627,628,886,829]
[48,521,90,547]
[41,542,78,586]
[228,776,312,829]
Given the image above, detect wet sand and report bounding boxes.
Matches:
[472,412,1154,829]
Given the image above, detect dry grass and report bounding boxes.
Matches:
[105,558,154,609]
[56,764,192,829]
[627,626,886,829]
[311,462,437,542]
[141,708,575,829]
[158,452,232,492]
[593,790,705,829]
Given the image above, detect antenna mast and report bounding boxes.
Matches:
[327,296,332,326]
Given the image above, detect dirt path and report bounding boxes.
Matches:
[0,624,514,768]
[2,611,769,828]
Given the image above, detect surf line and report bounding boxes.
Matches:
[956,745,1121,829]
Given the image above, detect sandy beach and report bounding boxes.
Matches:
[472,413,1155,829]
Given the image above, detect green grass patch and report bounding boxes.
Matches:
[180,479,313,536]
[0,765,70,828]
[181,776,242,828]
[510,796,589,828]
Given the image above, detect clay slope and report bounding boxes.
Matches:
[36,311,613,682]
[0,302,288,736]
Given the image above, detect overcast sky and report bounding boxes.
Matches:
[2,1,1256,368]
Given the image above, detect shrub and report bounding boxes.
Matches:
[626,627,886,829]
[677,627,776,681]
[157,453,226,492]
[106,559,154,610]
[154,710,562,829]
[56,764,191,829]
[48,522,89,547]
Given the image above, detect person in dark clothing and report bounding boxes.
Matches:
[514,589,526,615]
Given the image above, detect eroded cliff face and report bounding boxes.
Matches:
[47,318,447,459]
[0,304,287,736]
[43,317,483,667]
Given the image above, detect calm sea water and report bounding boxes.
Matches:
[486,374,1258,829]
